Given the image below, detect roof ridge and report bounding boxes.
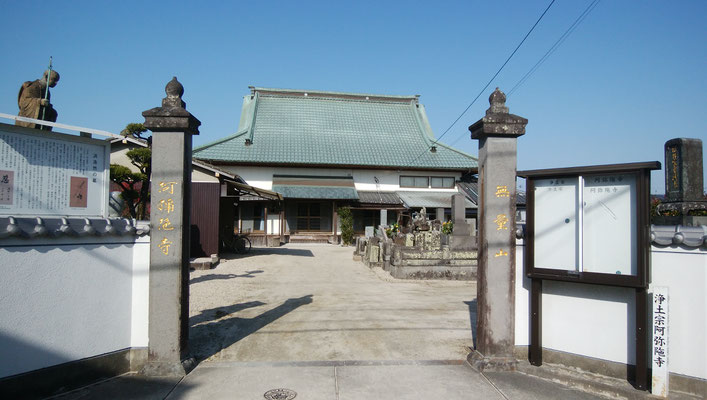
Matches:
[410,101,434,148]
[251,86,419,102]
[193,129,248,153]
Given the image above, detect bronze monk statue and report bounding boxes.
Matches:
[16,69,60,131]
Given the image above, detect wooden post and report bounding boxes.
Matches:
[333,201,338,242]
[264,205,268,246]
[529,279,542,366]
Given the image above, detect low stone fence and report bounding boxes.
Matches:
[354,230,477,280]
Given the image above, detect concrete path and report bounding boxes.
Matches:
[189,243,476,362]
[50,244,631,399]
[55,360,608,399]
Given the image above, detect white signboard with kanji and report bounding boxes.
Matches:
[0,124,109,217]
[533,177,579,271]
[582,173,637,275]
[652,287,669,397]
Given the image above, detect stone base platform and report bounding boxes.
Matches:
[190,255,219,270]
[388,264,476,280]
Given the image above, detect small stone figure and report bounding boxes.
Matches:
[16,69,60,131]
[412,207,431,231]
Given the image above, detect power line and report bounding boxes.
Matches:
[447,0,601,149]
[405,0,557,168]
[507,0,601,97]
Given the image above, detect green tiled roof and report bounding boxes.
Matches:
[193,88,478,171]
[357,191,404,205]
[397,191,476,209]
[272,185,359,199]
[271,174,359,199]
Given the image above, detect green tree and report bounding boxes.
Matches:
[338,206,354,245]
[110,164,144,219]
[111,123,152,219]
[121,122,150,141]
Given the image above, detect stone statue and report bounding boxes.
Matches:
[16,69,60,131]
[411,207,431,231]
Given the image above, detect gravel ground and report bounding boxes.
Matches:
[188,243,477,363]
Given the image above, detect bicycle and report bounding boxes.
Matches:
[222,232,252,254]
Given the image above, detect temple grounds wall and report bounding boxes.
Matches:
[0,227,150,394]
[515,239,707,394]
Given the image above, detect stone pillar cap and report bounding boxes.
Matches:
[469,88,527,139]
[143,77,201,135]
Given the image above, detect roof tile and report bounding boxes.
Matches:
[194,89,478,170]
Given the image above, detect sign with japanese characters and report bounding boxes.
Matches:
[155,181,178,256]
[0,124,109,217]
[533,177,579,271]
[522,162,659,288]
[583,174,637,275]
[532,174,638,275]
[652,287,669,397]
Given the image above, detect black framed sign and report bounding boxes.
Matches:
[517,161,661,391]
[520,162,660,288]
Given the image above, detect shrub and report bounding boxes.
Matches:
[385,223,399,238]
[338,206,354,245]
[442,220,454,235]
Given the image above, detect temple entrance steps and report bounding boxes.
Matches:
[287,233,335,244]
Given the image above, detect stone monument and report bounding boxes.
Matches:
[656,138,706,226]
[468,88,527,371]
[140,77,201,377]
[449,193,476,251]
[16,69,60,131]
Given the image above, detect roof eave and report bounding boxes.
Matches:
[196,159,477,173]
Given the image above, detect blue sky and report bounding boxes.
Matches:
[1,1,705,194]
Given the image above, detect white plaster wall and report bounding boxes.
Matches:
[0,235,150,379]
[222,165,276,190]
[222,165,462,193]
[130,236,150,348]
[111,147,139,173]
[352,169,461,192]
[191,168,219,183]
[650,247,707,378]
[515,242,707,380]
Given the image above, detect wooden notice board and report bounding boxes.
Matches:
[518,161,661,391]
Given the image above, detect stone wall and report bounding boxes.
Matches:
[354,229,477,280]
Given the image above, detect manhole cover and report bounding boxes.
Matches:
[264,388,297,400]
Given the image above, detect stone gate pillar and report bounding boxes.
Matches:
[468,88,527,371]
[141,77,201,376]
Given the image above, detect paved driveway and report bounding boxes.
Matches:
[189,243,477,363]
[54,245,613,399]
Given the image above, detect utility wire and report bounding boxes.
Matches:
[507,0,601,97]
[447,0,601,148]
[405,0,556,168]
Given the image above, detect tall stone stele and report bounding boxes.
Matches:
[140,77,200,377]
[656,138,706,226]
[468,88,527,371]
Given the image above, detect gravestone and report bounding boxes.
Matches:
[140,77,201,377]
[656,138,706,225]
[449,193,475,250]
[468,88,527,371]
